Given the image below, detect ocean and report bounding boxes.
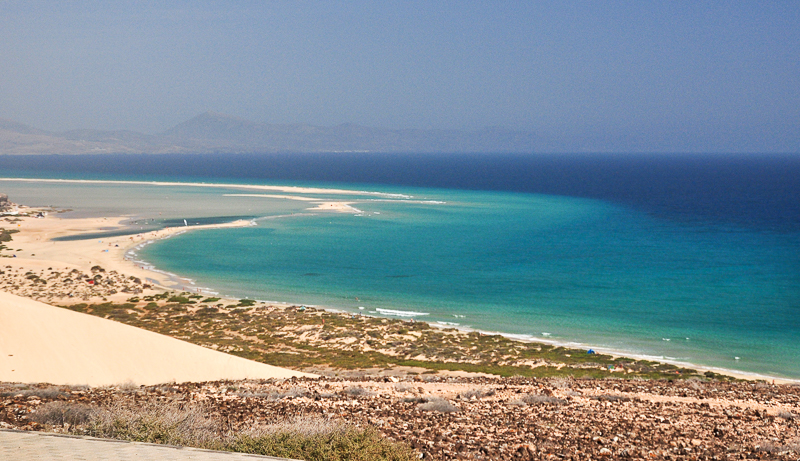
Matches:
[1,152,798,380]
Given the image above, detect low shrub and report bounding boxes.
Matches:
[515,394,566,406]
[34,402,415,461]
[1,387,67,399]
[232,417,416,461]
[458,387,495,400]
[418,397,460,413]
[393,383,415,393]
[30,401,96,427]
[344,386,373,398]
[83,403,221,448]
[0,228,20,242]
[167,296,193,304]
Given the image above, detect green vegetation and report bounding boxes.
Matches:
[230,424,414,460]
[142,292,172,302]
[57,297,723,381]
[167,296,195,304]
[0,227,19,253]
[0,227,19,242]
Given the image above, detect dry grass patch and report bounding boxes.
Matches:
[418,397,460,413]
[29,402,416,461]
[344,386,374,398]
[509,394,567,406]
[29,401,96,427]
[0,386,67,399]
[458,387,495,400]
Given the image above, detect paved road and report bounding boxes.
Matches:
[0,429,300,460]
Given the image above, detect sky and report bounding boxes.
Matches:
[1,1,798,153]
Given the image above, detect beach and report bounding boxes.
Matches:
[2,199,800,460]
[0,204,795,384]
[0,207,255,295]
[0,204,313,386]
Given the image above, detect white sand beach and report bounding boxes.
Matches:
[3,213,252,294]
[0,208,316,386]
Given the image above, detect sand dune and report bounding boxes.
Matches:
[0,291,312,386]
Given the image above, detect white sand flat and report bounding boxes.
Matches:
[0,291,312,386]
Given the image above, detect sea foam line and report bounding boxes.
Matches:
[375,308,430,317]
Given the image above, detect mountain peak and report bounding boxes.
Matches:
[0,118,47,135]
[0,113,540,154]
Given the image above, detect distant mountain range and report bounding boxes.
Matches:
[0,112,545,154]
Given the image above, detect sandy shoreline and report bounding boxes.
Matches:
[2,209,253,295]
[0,206,317,385]
[1,204,797,384]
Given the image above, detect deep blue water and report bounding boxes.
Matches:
[1,152,798,379]
[2,152,799,231]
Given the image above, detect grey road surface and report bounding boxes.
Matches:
[0,429,300,460]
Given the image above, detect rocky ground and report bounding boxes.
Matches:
[2,377,799,460]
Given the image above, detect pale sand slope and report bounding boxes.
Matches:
[0,291,313,386]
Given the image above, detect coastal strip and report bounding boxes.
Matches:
[1,203,797,384]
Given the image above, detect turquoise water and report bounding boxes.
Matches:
[2,175,798,379]
[137,187,800,380]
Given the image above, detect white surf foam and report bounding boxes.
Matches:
[375,308,429,317]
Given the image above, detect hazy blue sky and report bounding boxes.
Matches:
[1,1,798,152]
